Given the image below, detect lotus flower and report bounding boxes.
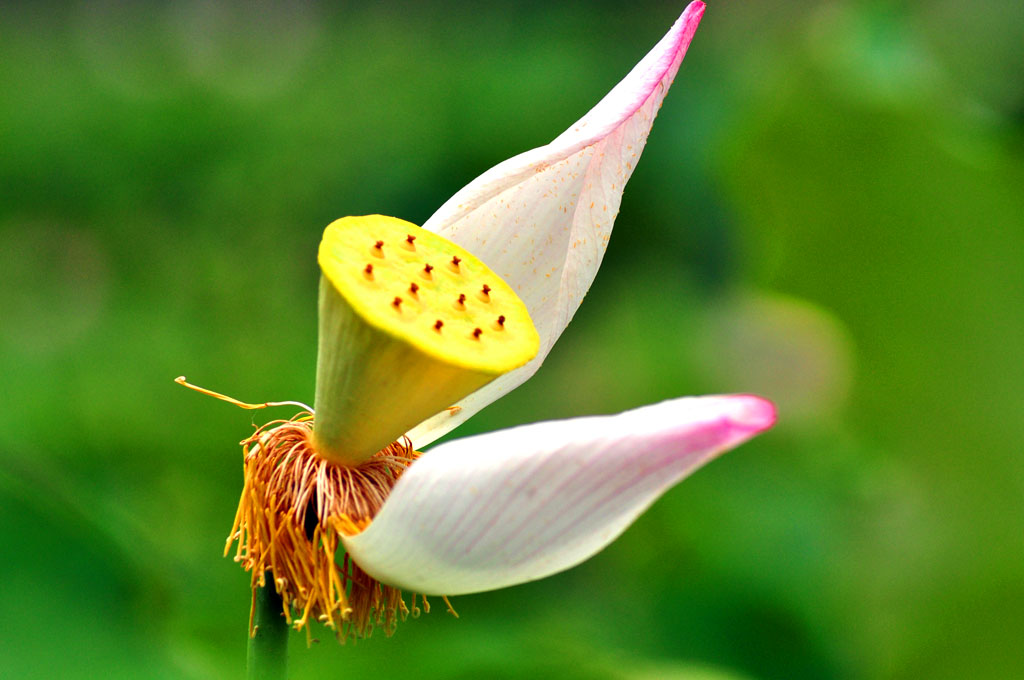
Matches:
[189,1,775,643]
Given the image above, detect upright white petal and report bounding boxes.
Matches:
[345,393,774,595]
[408,2,706,448]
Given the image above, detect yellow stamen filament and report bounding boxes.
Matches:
[175,376,312,413]
[176,377,459,641]
[226,414,422,641]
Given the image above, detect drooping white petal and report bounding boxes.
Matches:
[408,2,706,448]
[345,393,774,595]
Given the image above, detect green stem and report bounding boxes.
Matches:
[247,576,288,680]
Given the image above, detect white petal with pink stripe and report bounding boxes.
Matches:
[344,393,775,595]
[407,2,707,449]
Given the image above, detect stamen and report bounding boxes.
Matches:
[434,319,444,331]
[472,327,483,339]
[364,264,374,277]
[406,234,416,245]
[174,376,312,413]
[497,315,506,327]
[441,596,459,618]
[409,282,419,295]
[392,297,403,308]
[226,417,428,642]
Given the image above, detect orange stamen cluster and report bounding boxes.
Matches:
[226,413,431,641]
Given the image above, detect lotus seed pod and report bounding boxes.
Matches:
[313,214,539,464]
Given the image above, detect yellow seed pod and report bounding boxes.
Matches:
[312,215,539,464]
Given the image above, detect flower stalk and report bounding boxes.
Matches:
[247,575,288,680]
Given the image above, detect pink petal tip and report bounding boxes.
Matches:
[728,394,778,433]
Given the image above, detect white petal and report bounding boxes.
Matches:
[344,393,774,595]
[408,2,706,448]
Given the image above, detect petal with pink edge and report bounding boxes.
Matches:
[408,2,706,448]
[344,393,774,595]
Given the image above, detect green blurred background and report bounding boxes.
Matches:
[2,1,1022,678]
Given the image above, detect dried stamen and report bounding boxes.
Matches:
[226,415,428,642]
